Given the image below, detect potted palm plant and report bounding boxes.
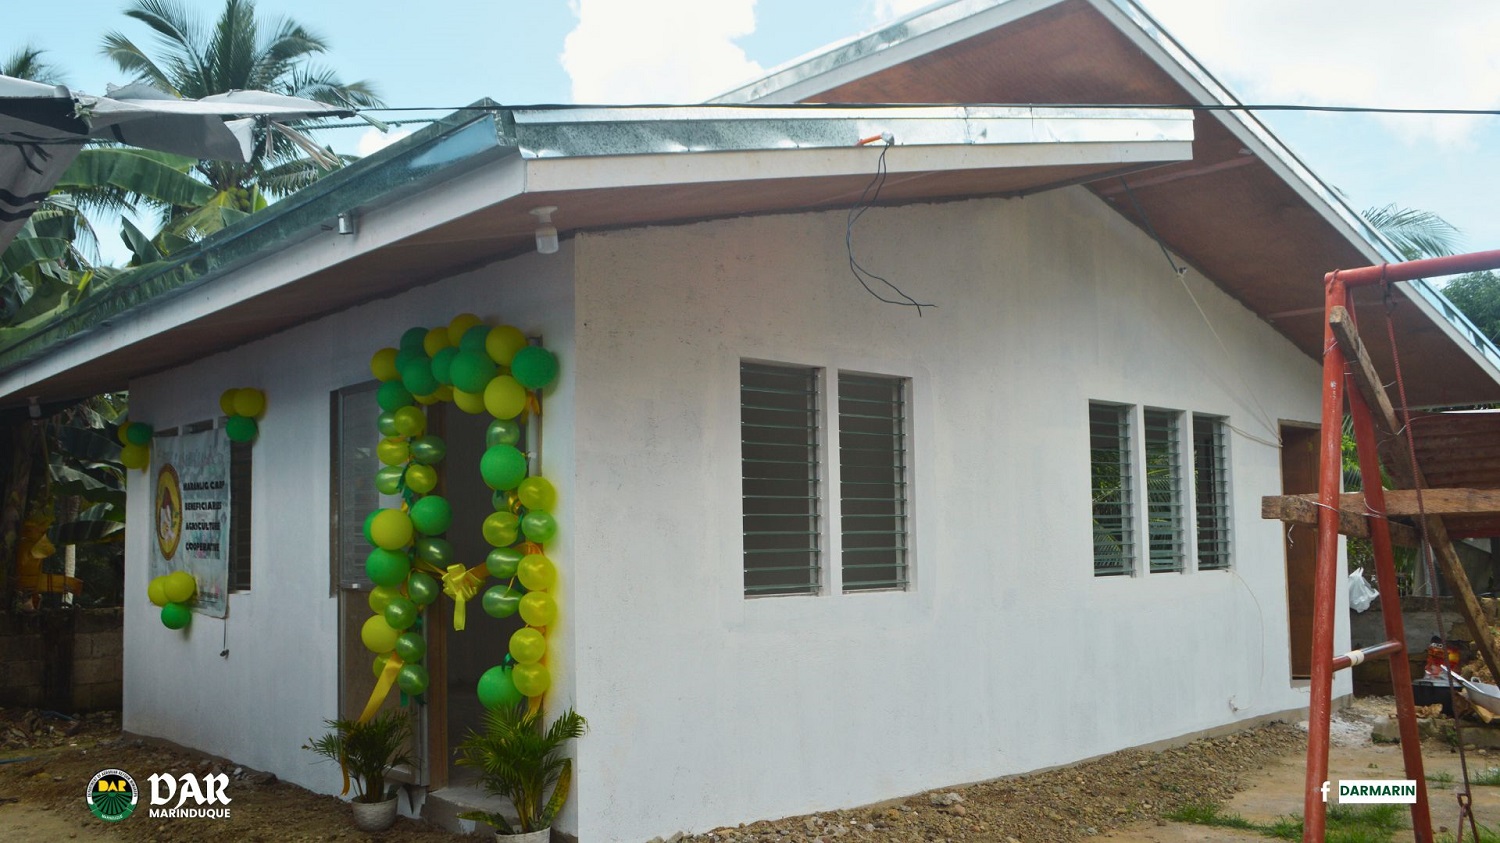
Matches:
[304,710,415,832]
[455,703,586,842]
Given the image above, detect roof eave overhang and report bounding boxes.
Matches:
[0,104,1192,407]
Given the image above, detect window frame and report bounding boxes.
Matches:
[740,362,824,598]
[1192,414,1232,572]
[837,372,911,593]
[1142,407,1187,575]
[1089,401,1136,577]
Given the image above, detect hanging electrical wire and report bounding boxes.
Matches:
[845,133,935,315]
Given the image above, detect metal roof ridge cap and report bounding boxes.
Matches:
[0,107,512,377]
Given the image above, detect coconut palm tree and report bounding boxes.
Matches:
[1363,203,1461,262]
[2,43,64,84]
[101,0,382,238]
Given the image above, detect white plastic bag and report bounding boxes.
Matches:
[1349,567,1379,613]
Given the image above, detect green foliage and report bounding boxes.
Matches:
[1472,766,1500,786]
[1363,203,1461,262]
[1442,271,1500,347]
[2,43,64,83]
[1175,801,1405,843]
[1164,803,1257,829]
[454,705,586,833]
[303,711,414,804]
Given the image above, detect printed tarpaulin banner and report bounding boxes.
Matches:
[151,427,230,618]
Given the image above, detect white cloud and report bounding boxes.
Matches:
[869,0,937,23]
[356,127,412,157]
[562,0,765,103]
[1140,0,1500,147]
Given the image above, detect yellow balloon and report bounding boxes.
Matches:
[376,437,410,466]
[517,554,556,592]
[484,375,527,420]
[120,443,150,470]
[452,388,486,414]
[371,348,400,382]
[370,509,414,551]
[404,464,437,494]
[368,585,401,614]
[518,592,557,627]
[509,628,547,664]
[116,418,132,445]
[163,570,196,603]
[219,389,239,416]
[511,663,551,697]
[415,391,440,405]
[517,476,557,511]
[232,388,266,418]
[147,576,168,607]
[392,406,426,437]
[485,325,528,366]
[361,614,400,654]
[434,385,454,402]
[447,313,482,347]
[423,327,451,357]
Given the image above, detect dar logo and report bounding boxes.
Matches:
[87,768,138,822]
[156,463,183,560]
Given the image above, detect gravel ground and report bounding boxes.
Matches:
[681,722,1306,843]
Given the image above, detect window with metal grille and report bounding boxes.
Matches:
[838,374,908,592]
[741,363,821,596]
[1143,408,1186,573]
[1090,402,1134,576]
[1193,414,1231,571]
[228,439,253,592]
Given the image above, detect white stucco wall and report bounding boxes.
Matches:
[566,186,1347,842]
[121,245,577,804]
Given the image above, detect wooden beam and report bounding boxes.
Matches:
[1261,494,1421,547]
[1277,489,1500,519]
[1330,306,1500,681]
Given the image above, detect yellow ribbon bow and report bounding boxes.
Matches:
[442,563,485,631]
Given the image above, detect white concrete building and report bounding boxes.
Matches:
[3,2,1499,841]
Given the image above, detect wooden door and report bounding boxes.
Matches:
[1281,424,1320,680]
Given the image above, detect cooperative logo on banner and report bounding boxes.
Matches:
[156,462,183,560]
[1317,779,1418,803]
[86,769,232,821]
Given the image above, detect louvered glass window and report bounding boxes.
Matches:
[741,363,821,596]
[1090,402,1134,576]
[332,383,390,589]
[1143,408,1185,573]
[839,374,908,592]
[228,440,253,592]
[1193,414,1231,571]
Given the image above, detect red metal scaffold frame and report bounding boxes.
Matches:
[1304,248,1500,842]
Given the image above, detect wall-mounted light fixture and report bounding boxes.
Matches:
[336,212,357,236]
[530,206,559,254]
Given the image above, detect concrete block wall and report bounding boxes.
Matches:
[0,608,122,711]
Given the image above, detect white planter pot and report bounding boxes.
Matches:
[350,795,399,832]
[496,828,550,843]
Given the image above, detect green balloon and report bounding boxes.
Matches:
[482,585,522,618]
[410,435,447,466]
[395,631,427,663]
[225,415,258,443]
[384,597,419,630]
[414,537,453,567]
[363,510,380,545]
[491,489,511,511]
[376,381,414,412]
[460,324,491,352]
[449,350,497,394]
[365,548,411,587]
[510,345,559,390]
[397,663,430,696]
[406,571,440,606]
[394,346,425,374]
[125,422,154,446]
[521,510,558,544]
[401,358,439,397]
[477,666,523,711]
[409,495,453,536]
[430,346,459,386]
[399,326,429,352]
[482,511,520,547]
[480,445,527,491]
[376,411,401,437]
[372,652,392,679]
[486,547,523,579]
[161,602,191,630]
[485,418,521,447]
[375,465,405,495]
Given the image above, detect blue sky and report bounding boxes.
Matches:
[9,0,1500,267]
